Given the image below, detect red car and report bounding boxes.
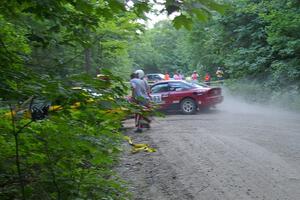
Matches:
[150,80,223,114]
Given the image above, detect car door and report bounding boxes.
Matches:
[150,83,171,108]
[168,82,193,104]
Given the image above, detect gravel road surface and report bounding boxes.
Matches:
[117,94,300,200]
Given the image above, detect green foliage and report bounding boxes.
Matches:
[225,79,273,103]
[129,20,224,78]
[165,0,229,29]
[226,79,300,111]
[131,0,300,107]
[173,15,193,30]
[0,14,32,100]
[0,71,136,199]
[2,0,299,198]
[219,0,300,106]
[0,0,158,199]
[129,21,192,75]
[2,0,206,197]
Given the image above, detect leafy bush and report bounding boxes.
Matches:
[226,79,300,111]
[0,71,133,199]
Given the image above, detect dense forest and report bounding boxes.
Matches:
[0,0,299,199]
[130,0,300,108]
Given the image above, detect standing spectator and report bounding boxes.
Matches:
[179,72,184,80]
[216,67,224,81]
[130,69,151,132]
[164,71,170,80]
[174,71,184,80]
[136,69,150,94]
[130,71,149,104]
[173,71,181,80]
[204,72,211,85]
[191,71,199,82]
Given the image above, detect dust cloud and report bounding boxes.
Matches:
[218,87,300,120]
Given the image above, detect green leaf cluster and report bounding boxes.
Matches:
[0,0,156,199]
[1,0,174,197]
[130,0,300,108]
[0,70,138,199]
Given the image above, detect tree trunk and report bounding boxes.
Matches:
[84,48,92,74]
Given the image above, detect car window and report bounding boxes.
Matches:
[148,75,159,80]
[154,75,159,79]
[147,74,164,81]
[147,75,153,80]
[151,83,169,93]
[169,82,192,91]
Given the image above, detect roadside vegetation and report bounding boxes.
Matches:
[1,0,299,199]
[130,0,300,110]
[0,0,224,199]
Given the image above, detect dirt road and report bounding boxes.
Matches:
[117,95,300,200]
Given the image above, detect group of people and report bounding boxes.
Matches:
[191,71,212,85]
[164,67,224,85]
[164,71,184,80]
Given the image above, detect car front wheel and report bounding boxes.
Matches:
[180,98,196,114]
